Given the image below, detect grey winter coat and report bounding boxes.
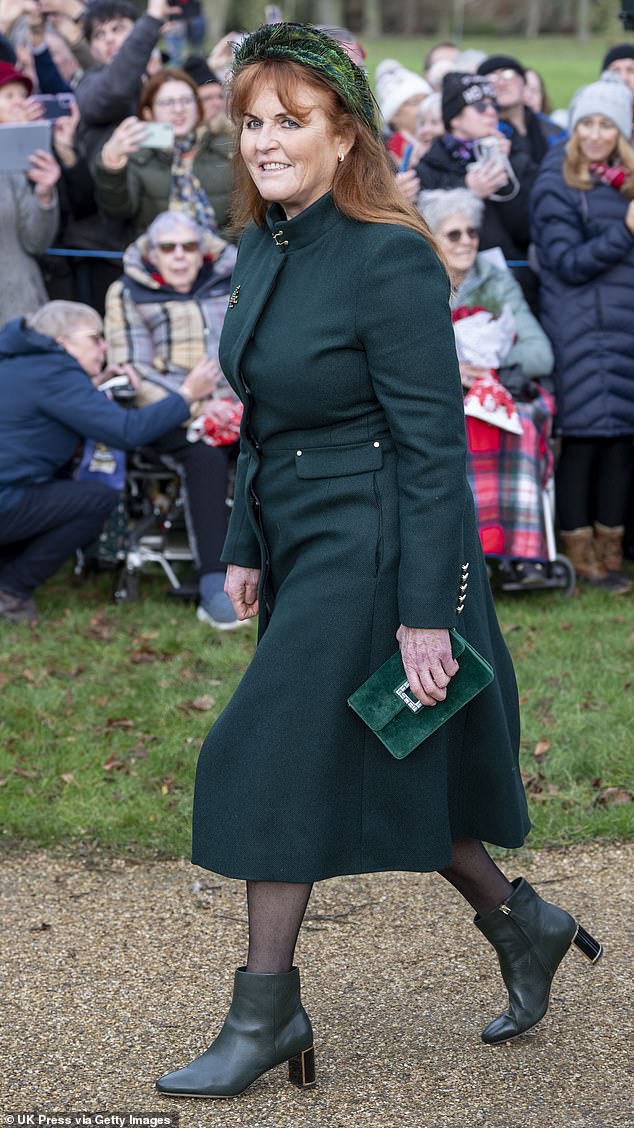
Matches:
[0,175,58,326]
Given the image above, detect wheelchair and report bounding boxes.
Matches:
[486,478,576,597]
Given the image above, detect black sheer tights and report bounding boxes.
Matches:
[243,840,512,972]
[438,837,514,916]
[246,880,313,973]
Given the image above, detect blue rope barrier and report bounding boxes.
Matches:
[46,248,124,259]
[43,247,532,269]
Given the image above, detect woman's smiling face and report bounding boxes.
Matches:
[239,82,351,219]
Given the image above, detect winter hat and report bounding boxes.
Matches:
[441,72,496,128]
[477,54,526,80]
[182,54,221,87]
[569,73,633,139]
[0,33,17,64]
[602,43,634,71]
[0,60,33,95]
[375,59,430,127]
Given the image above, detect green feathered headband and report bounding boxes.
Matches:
[231,22,381,140]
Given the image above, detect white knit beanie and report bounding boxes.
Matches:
[569,73,633,139]
[375,59,430,127]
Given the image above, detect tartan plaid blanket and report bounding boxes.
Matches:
[466,386,555,560]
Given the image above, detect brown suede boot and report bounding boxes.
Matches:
[594,523,632,595]
[560,527,613,587]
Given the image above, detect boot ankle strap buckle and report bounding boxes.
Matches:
[499,904,512,915]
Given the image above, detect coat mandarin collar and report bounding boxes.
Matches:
[265,192,343,253]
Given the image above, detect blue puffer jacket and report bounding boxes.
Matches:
[530,152,634,436]
[0,318,190,513]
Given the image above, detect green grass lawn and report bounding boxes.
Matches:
[1,566,632,859]
[363,35,619,108]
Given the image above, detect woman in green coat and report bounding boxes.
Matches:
[157,24,602,1101]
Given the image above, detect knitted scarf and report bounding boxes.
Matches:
[589,161,628,192]
[168,132,217,232]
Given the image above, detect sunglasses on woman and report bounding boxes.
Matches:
[472,99,497,113]
[157,240,200,253]
[443,227,479,244]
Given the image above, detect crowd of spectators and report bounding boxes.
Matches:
[0,3,633,623]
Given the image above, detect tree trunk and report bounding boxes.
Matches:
[576,0,591,40]
[202,0,231,45]
[362,0,382,38]
[525,0,542,37]
[452,0,467,40]
[313,0,344,26]
[402,0,418,36]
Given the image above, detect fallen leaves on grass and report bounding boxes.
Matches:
[102,754,130,774]
[48,664,86,679]
[177,695,215,713]
[86,613,116,642]
[521,769,562,800]
[129,646,167,664]
[534,740,551,762]
[60,772,76,785]
[105,717,135,730]
[594,786,632,807]
[13,765,40,779]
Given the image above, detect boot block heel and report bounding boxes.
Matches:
[288,1045,316,1089]
[573,923,603,964]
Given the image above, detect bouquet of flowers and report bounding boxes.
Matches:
[186,396,243,446]
[451,304,523,436]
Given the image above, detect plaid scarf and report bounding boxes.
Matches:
[589,161,628,192]
[168,131,217,232]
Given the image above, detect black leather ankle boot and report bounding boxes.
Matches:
[475,877,602,1045]
[156,966,315,1098]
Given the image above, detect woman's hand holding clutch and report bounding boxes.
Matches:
[225,565,260,620]
[396,626,459,707]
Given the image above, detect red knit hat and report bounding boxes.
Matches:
[0,60,33,95]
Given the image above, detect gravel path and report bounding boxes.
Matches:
[1,843,631,1128]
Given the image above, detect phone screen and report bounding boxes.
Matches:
[142,122,175,149]
[33,94,75,121]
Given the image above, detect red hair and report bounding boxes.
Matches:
[228,59,444,264]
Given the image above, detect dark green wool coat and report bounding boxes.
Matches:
[192,192,530,882]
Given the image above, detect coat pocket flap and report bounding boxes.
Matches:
[295,441,384,479]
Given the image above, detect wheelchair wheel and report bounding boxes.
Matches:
[548,554,576,596]
[113,567,140,603]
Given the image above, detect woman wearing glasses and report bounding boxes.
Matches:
[95,67,233,238]
[105,209,244,628]
[416,72,537,301]
[420,188,555,586]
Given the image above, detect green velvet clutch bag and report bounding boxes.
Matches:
[347,629,494,760]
